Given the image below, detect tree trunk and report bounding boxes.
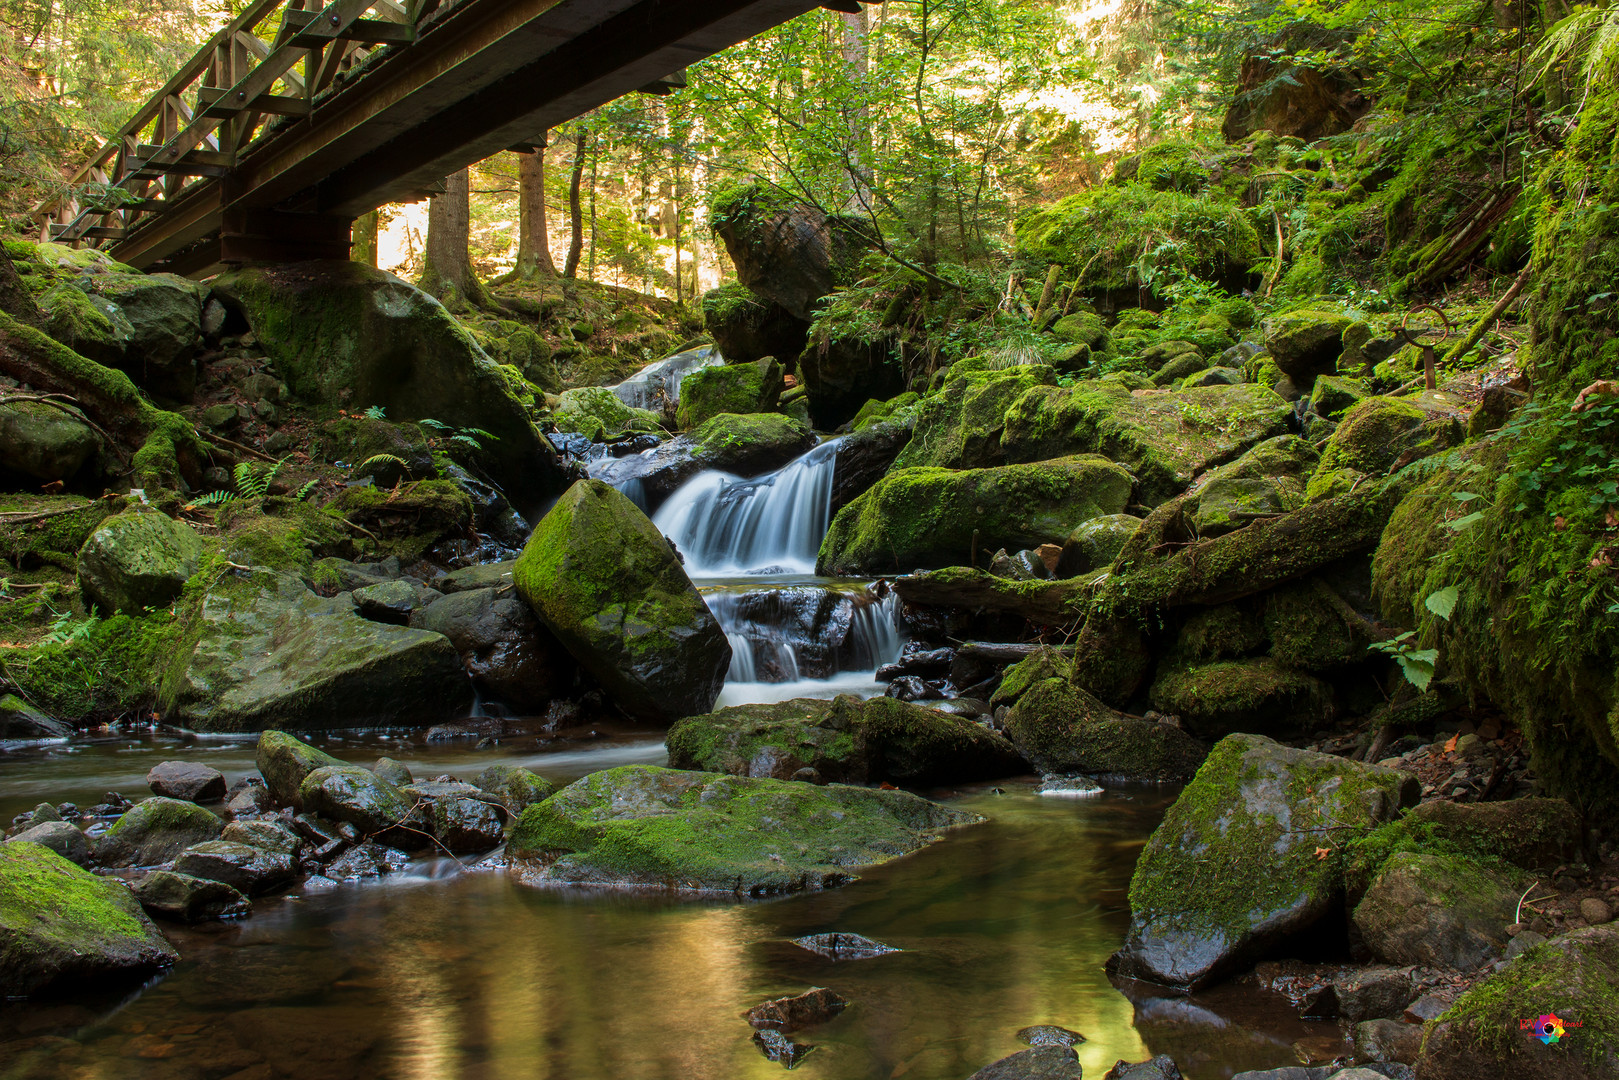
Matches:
[351,210,380,268]
[419,169,489,308]
[0,244,45,329]
[514,135,557,280]
[839,7,874,212]
[564,129,587,279]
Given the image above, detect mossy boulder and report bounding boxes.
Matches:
[1001,380,1293,504]
[1351,851,1525,969]
[818,455,1133,576]
[472,764,556,815]
[1305,395,1464,501]
[209,261,565,513]
[513,479,730,723]
[1263,579,1366,670]
[0,400,98,482]
[1191,475,1302,537]
[132,870,250,924]
[701,282,808,365]
[1401,798,1581,872]
[1262,308,1358,382]
[552,386,664,441]
[172,840,297,896]
[94,796,223,867]
[0,841,178,997]
[0,693,71,740]
[1309,374,1369,420]
[591,411,816,512]
[298,765,415,838]
[1050,311,1109,351]
[1003,679,1207,781]
[256,729,344,807]
[1055,513,1141,578]
[507,764,981,896]
[77,508,207,615]
[162,569,472,731]
[1418,925,1619,1080]
[894,364,1057,470]
[675,357,784,429]
[666,694,1024,785]
[40,272,204,400]
[1169,603,1267,664]
[1147,656,1332,738]
[1111,733,1418,990]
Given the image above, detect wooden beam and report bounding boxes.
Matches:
[198,86,312,118]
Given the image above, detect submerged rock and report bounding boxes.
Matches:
[133,869,251,923]
[0,841,179,997]
[94,796,223,868]
[791,932,899,960]
[1104,1056,1184,1080]
[513,480,730,723]
[745,987,849,1031]
[665,695,1024,786]
[1111,734,1416,991]
[77,508,207,615]
[163,569,472,731]
[507,764,981,896]
[967,1046,1083,1080]
[753,1027,815,1068]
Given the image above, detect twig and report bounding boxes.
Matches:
[339,517,380,543]
[0,391,128,462]
[0,504,97,526]
[198,429,278,463]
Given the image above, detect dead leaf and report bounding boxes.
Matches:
[1444,733,1460,754]
[1315,847,1332,861]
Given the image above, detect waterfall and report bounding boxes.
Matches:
[652,439,841,576]
[610,346,723,412]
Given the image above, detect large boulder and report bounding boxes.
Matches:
[0,842,178,997]
[818,455,1133,576]
[1416,925,1619,1080]
[798,331,906,430]
[162,569,473,731]
[41,272,204,399]
[1147,657,1333,739]
[512,480,730,723]
[410,586,574,713]
[589,411,817,513]
[1003,678,1207,782]
[507,764,980,895]
[1351,852,1524,969]
[94,797,223,867]
[894,364,1058,471]
[702,283,808,365]
[173,840,297,896]
[5,821,90,865]
[255,730,345,808]
[830,418,912,516]
[132,870,251,923]
[209,261,565,513]
[1305,395,1464,501]
[0,693,71,740]
[708,184,865,322]
[1111,734,1417,990]
[552,386,664,441]
[1000,380,1293,504]
[77,508,207,615]
[675,357,784,429]
[0,400,97,482]
[1261,308,1359,383]
[666,694,1025,785]
[1223,48,1369,142]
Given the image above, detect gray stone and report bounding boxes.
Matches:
[221,819,302,857]
[94,797,223,867]
[1104,1057,1184,1080]
[133,869,250,923]
[1017,1025,1084,1048]
[352,580,429,624]
[255,730,345,808]
[402,782,507,853]
[372,757,413,786]
[433,560,515,594]
[470,764,555,814]
[410,587,575,712]
[1333,966,1413,1022]
[6,820,89,865]
[1580,896,1613,925]
[1353,1019,1422,1065]
[77,509,207,615]
[1351,852,1523,969]
[173,840,296,895]
[0,841,179,996]
[146,760,228,802]
[299,765,416,838]
[0,694,71,740]
[967,1046,1083,1080]
[1503,929,1546,960]
[0,400,97,481]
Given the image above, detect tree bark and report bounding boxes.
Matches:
[514,135,557,280]
[0,244,45,329]
[839,6,874,212]
[351,210,380,268]
[564,129,587,279]
[419,169,489,308]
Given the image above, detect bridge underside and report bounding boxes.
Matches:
[55,0,838,277]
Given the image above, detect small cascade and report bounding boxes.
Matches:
[609,346,723,412]
[653,439,840,576]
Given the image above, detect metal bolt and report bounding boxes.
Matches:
[330,13,339,23]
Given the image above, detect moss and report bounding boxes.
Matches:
[989,647,1074,708]
[332,480,472,563]
[1344,798,1579,895]
[552,386,664,440]
[0,495,114,572]
[1003,677,1207,780]
[850,391,920,432]
[0,609,182,723]
[895,365,1055,470]
[1171,603,1266,663]
[1263,580,1363,670]
[817,454,1133,575]
[1306,396,1462,501]
[215,502,352,573]
[1148,656,1332,737]
[690,411,811,459]
[676,357,783,429]
[1050,311,1108,350]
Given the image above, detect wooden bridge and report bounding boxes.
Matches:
[37,0,855,277]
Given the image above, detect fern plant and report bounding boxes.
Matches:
[419,418,498,452]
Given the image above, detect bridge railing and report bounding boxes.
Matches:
[35,0,435,249]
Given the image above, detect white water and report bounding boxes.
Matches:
[652,439,841,576]
[609,346,723,412]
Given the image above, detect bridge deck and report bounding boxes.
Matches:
[38,0,843,276]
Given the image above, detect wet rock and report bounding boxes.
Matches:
[1352,1019,1422,1065]
[472,764,556,815]
[174,840,297,896]
[434,560,516,594]
[1104,1056,1184,1080]
[1351,852,1523,969]
[0,694,71,740]
[512,479,730,723]
[77,509,207,615]
[256,730,345,808]
[753,1027,814,1067]
[552,386,664,441]
[403,782,507,853]
[221,819,302,857]
[1148,656,1333,739]
[372,757,413,786]
[1400,798,1580,872]
[1333,966,1414,1022]
[133,869,251,923]
[6,821,90,865]
[1017,1025,1085,1047]
[94,796,223,867]
[0,400,96,481]
[0,841,179,997]
[1231,1068,1413,1080]
[666,694,1025,786]
[590,411,816,513]
[1036,775,1104,797]
[1057,514,1141,578]
[967,1045,1083,1080]
[745,987,849,1031]
[410,586,575,712]
[507,764,981,895]
[676,358,784,428]
[224,778,272,817]
[791,932,899,960]
[1005,679,1207,782]
[297,766,416,839]
[830,419,912,516]
[1401,993,1451,1023]
[146,761,228,803]
[1111,734,1416,990]
[323,841,408,880]
[351,580,432,624]
[876,646,955,681]
[165,570,472,732]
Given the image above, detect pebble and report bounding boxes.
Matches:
[1579,897,1613,925]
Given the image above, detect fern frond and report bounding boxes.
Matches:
[185,490,238,509]
[357,454,407,473]
[449,434,483,450]
[363,405,387,420]
[294,480,319,502]
[419,418,451,432]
